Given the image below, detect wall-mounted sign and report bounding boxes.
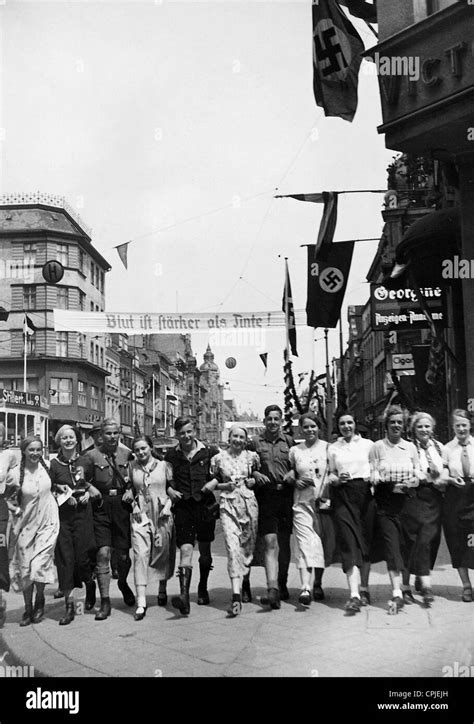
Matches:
[392,353,414,370]
[42,260,65,284]
[371,284,446,331]
[0,388,41,408]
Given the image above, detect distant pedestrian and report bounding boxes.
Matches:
[8,436,60,626]
[85,419,135,621]
[286,413,328,606]
[372,406,421,614]
[165,418,219,616]
[442,409,474,602]
[328,412,375,615]
[0,423,18,627]
[249,405,294,609]
[211,425,260,617]
[49,425,96,626]
[128,435,176,620]
[401,412,446,606]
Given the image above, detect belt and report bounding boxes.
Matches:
[102,489,123,497]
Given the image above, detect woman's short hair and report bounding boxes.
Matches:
[299,412,320,428]
[54,424,79,448]
[228,425,248,441]
[451,409,471,424]
[132,434,154,451]
[336,411,356,429]
[20,435,43,455]
[383,405,405,430]
[174,416,194,433]
[410,411,436,437]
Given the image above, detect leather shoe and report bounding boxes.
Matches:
[197,586,210,605]
[59,602,75,626]
[134,606,147,621]
[95,600,112,620]
[118,580,136,607]
[312,585,325,601]
[85,580,96,611]
[157,592,167,607]
[422,588,434,605]
[462,586,473,603]
[20,609,33,627]
[359,590,371,606]
[267,587,281,610]
[344,597,361,615]
[53,589,64,600]
[298,589,311,607]
[402,589,416,604]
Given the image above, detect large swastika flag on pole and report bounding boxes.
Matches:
[312,0,364,122]
[307,242,354,328]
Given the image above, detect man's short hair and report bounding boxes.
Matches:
[174,416,194,433]
[264,404,283,419]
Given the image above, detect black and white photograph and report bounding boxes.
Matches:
[0,0,473,717]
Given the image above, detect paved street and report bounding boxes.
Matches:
[0,525,473,679]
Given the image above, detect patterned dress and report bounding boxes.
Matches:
[289,440,328,569]
[9,464,60,591]
[211,449,260,579]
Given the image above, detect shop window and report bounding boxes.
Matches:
[50,377,72,405]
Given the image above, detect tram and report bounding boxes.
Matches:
[0,388,49,458]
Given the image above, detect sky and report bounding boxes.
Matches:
[0,0,393,415]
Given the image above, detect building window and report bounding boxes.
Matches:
[23,242,37,266]
[90,341,94,362]
[91,262,96,287]
[26,335,36,356]
[57,244,69,266]
[100,348,104,368]
[56,331,68,357]
[79,249,85,275]
[78,381,87,407]
[0,377,38,392]
[50,377,72,405]
[23,286,36,310]
[95,266,100,289]
[56,286,69,309]
[77,333,85,358]
[90,385,99,410]
[100,271,104,294]
[79,290,85,311]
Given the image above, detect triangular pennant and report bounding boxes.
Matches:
[114,242,130,269]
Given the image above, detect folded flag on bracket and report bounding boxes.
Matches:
[259,352,268,371]
[282,259,298,357]
[312,0,365,122]
[306,242,354,328]
[275,191,338,258]
[23,313,36,336]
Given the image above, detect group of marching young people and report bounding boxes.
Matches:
[0,403,473,628]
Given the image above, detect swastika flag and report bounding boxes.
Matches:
[306,241,354,328]
[312,0,365,122]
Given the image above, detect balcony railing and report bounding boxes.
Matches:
[0,192,92,237]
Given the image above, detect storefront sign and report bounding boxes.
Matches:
[0,388,41,408]
[371,284,446,331]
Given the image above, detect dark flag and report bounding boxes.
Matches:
[312,0,365,122]
[307,242,354,328]
[114,242,130,269]
[282,259,298,357]
[342,0,377,22]
[275,190,338,257]
[259,352,268,371]
[23,313,36,336]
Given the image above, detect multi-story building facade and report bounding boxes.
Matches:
[367,0,473,417]
[0,194,110,450]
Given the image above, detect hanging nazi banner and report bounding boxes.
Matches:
[53,309,308,334]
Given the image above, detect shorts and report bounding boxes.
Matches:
[174,498,216,548]
[256,489,293,537]
[92,494,131,551]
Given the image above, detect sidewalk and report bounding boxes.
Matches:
[0,525,472,678]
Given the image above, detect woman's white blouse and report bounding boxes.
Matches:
[328,435,374,481]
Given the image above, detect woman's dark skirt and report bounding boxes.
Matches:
[443,482,474,570]
[0,496,9,592]
[400,484,443,576]
[55,501,96,591]
[332,478,376,573]
[374,483,407,572]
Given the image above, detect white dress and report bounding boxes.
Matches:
[289,440,328,570]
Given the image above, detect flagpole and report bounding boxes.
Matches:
[152,375,156,429]
[325,328,333,439]
[23,330,27,393]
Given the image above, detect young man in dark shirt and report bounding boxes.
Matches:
[165,417,219,615]
[249,405,294,609]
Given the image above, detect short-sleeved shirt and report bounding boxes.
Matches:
[328,435,374,480]
[248,431,294,489]
[165,441,219,501]
[443,436,474,479]
[85,445,132,493]
[289,439,328,503]
[371,437,419,484]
